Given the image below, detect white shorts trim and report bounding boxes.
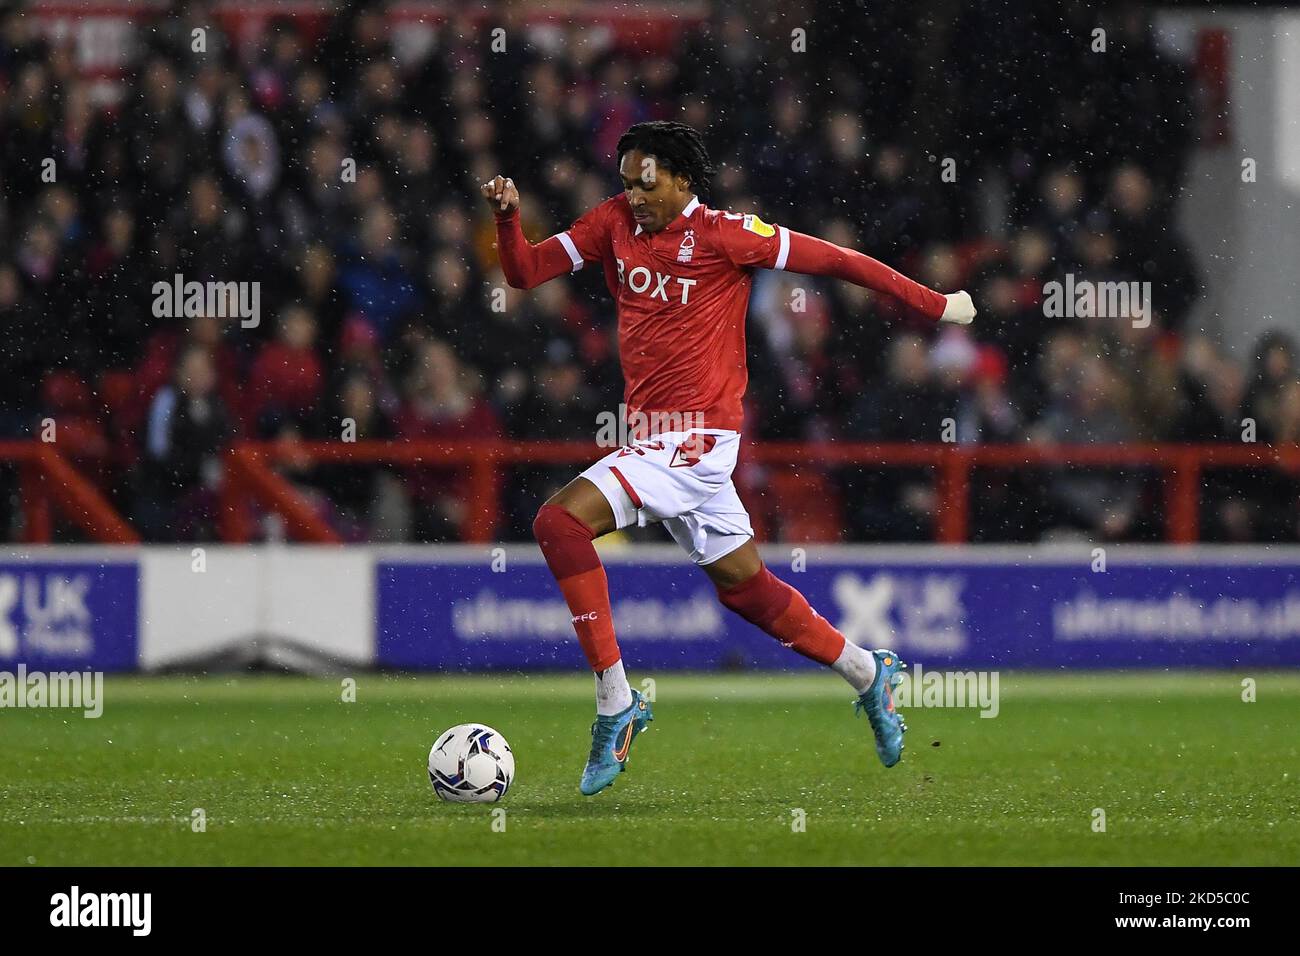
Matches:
[587,466,640,530]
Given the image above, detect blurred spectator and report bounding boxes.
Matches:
[1173,334,1243,442]
[336,204,419,340]
[137,345,231,541]
[1031,355,1141,540]
[1242,331,1296,441]
[221,90,281,204]
[307,370,397,540]
[248,305,325,433]
[841,333,948,541]
[1107,164,1199,329]
[748,272,843,440]
[136,314,246,436]
[395,339,501,541]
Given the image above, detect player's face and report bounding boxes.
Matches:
[619,149,690,233]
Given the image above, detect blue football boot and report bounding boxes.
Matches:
[853,649,908,767]
[580,689,653,796]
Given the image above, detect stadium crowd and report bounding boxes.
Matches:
[2,1,1298,544]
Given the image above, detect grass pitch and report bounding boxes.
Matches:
[1,672,1297,866]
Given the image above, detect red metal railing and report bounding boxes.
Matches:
[224,440,1300,545]
[0,441,139,543]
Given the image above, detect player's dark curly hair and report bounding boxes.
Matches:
[616,121,717,193]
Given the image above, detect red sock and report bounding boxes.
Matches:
[533,504,621,671]
[716,565,846,665]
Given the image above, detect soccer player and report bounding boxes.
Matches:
[482,121,975,795]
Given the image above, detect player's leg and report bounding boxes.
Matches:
[670,494,908,767]
[700,539,879,692]
[532,473,653,795]
[532,476,631,714]
[557,429,755,792]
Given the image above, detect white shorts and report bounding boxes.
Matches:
[581,430,754,566]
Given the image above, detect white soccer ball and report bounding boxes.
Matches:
[428,723,515,803]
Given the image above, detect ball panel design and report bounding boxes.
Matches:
[428,723,514,803]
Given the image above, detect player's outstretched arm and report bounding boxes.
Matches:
[482,175,575,290]
[781,229,976,325]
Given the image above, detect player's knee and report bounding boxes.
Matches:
[532,503,593,549]
[706,550,763,591]
[531,503,563,546]
[533,503,603,580]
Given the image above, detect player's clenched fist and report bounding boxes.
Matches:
[481,175,519,214]
[940,290,977,325]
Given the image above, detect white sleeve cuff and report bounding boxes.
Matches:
[556,232,584,273]
[774,225,790,271]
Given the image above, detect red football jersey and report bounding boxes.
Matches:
[495,193,946,435]
[562,195,783,433]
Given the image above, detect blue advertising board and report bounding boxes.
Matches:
[376,550,1300,670]
[0,559,139,672]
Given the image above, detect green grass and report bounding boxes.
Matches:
[2,672,1298,866]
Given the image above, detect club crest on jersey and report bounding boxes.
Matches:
[677,229,696,263]
[742,214,775,238]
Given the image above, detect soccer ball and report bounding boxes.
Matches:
[428,723,515,803]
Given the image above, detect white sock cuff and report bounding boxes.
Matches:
[831,641,877,694]
[595,659,634,715]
